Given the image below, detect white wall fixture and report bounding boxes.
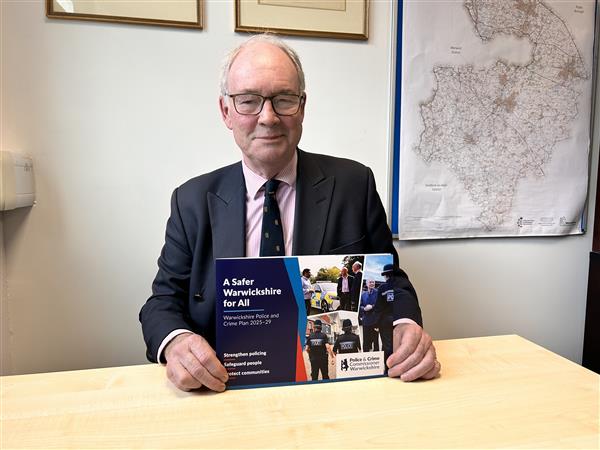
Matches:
[1,150,36,211]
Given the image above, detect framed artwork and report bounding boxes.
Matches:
[46,0,203,29]
[235,0,368,40]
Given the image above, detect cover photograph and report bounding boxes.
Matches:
[215,253,393,389]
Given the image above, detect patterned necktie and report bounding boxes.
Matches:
[260,179,284,256]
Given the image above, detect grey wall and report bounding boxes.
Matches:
[1,0,597,375]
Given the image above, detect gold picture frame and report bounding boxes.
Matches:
[235,0,368,40]
[46,0,203,30]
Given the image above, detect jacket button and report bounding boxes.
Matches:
[193,293,204,301]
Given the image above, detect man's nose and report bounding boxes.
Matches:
[258,98,280,125]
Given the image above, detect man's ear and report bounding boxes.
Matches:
[219,96,233,130]
[299,92,307,120]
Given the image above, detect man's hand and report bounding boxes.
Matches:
[386,323,441,381]
[164,332,229,392]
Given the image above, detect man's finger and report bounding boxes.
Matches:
[420,359,441,380]
[164,333,228,392]
[189,338,229,384]
[399,347,437,382]
[386,324,421,368]
[388,330,432,375]
[180,353,226,392]
[166,359,202,391]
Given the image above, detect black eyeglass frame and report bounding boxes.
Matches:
[225,93,306,116]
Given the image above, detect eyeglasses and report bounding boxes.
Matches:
[226,93,305,116]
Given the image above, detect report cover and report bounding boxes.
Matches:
[215,253,392,389]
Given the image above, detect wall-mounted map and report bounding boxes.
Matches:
[398,0,596,239]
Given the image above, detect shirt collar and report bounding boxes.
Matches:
[242,150,298,199]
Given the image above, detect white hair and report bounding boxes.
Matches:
[219,34,306,96]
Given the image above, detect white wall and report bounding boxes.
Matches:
[1,0,597,376]
[0,0,395,374]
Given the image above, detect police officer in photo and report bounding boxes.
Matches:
[333,319,361,354]
[359,279,380,352]
[375,264,423,367]
[305,319,331,380]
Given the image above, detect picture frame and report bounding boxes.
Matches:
[46,0,203,30]
[235,0,369,40]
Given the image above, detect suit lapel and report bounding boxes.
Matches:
[208,163,246,258]
[293,150,334,255]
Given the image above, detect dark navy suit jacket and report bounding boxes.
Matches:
[337,274,354,298]
[139,149,420,362]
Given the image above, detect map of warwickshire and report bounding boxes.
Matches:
[415,0,588,230]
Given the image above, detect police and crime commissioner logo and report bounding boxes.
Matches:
[336,352,385,379]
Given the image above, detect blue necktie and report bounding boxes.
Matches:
[260,179,284,257]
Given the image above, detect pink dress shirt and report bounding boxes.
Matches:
[242,152,296,257]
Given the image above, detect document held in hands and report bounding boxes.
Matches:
[215,254,393,389]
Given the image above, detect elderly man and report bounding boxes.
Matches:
[350,261,364,310]
[337,266,354,311]
[139,34,440,392]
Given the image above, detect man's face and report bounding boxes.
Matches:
[352,263,360,273]
[341,267,348,277]
[367,280,375,289]
[219,42,305,178]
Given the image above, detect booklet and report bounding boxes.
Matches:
[215,253,392,389]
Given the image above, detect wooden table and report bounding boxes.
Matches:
[1,335,598,448]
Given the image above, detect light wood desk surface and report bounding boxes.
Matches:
[1,335,598,449]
